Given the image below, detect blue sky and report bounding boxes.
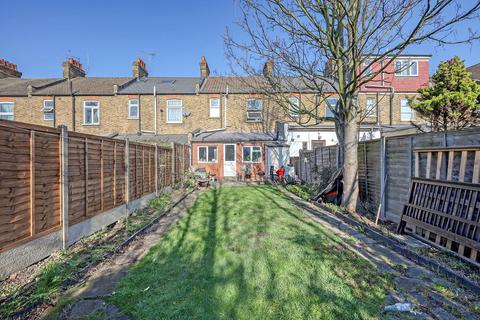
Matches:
[1,0,479,78]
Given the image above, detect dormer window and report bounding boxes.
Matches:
[395,60,418,76]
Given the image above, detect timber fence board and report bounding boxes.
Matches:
[299,127,480,223]
[0,120,190,253]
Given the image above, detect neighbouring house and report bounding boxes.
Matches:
[191,130,289,181]
[0,54,430,160]
[467,63,480,82]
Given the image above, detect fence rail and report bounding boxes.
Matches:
[298,127,480,223]
[0,120,190,253]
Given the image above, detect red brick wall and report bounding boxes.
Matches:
[361,59,430,93]
[192,141,266,181]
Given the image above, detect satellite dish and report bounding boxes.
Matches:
[182,108,192,117]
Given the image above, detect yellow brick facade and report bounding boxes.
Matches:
[2,90,421,136]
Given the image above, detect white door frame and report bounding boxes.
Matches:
[223,144,236,177]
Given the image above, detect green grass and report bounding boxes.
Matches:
[110,186,392,319]
[285,184,312,201]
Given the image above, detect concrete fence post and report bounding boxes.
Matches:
[171,142,176,185]
[59,125,69,250]
[154,143,159,196]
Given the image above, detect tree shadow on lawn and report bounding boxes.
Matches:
[108,186,390,320]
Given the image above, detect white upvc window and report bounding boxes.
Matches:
[243,146,262,163]
[83,100,100,125]
[289,96,300,117]
[246,99,263,122]
[198,146,217,163]
[209,98,220,118]
[325,98,338,118]
[363,59,372,76]
[166,99,182,123]
[400,99,413,121]
[395,60,418,76]
[43,99,54,121]
[128,99,139,119]
[0,101,14,120]
[365,97,377,117]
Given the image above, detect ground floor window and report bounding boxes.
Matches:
[198,146,217,163]
[0,101,14,120]
[401,99,413,121]
[43,99,54,121]
[243,146,262,163]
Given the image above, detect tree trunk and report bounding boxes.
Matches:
[341,104,359,212]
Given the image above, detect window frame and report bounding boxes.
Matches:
[400,98,413,121]
[197,146,218,163]
[365,97,377,118]
[242,145,262,163]
[128,98,139,119]
[42,99,54,121]
[363,59,372,76]
[246,98,263,122]
[395,60,418,77]
[288,96,300,117]
[325,98,338,118]
[209,98,221,118]
[83,100,100,125]
[0,101,14,120]
[166,99,183,123]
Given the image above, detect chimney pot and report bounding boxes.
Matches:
[63,58,85,79]
[132,58,148,78]
[0,58,22,78]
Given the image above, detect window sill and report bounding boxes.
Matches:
[198,161,218,164]
[394,74,418,77]
[209,116,221,119]
[243,161,262,164]
[166,121,183,124]
[82,123,100,126]
[246,120,263,123]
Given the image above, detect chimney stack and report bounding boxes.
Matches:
[0,59,22,78]
[200,56,210,80]
[132,58,148,78]
[62,58,85,79]
[263,60,274,78]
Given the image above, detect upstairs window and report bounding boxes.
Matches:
[128,99,139,119]
[325,98,338,118]
[246,99,263,122]
[83,101,99,125]
[395,60,418,76]
[400,99,413,121]
[289,96,300,117]
[198,146,217,163]
[365,97,377,118]
[363,59,372,76]
[43,100,54,121]
[166,99,182,123]
[209,98,220,118]
[243,146,262,163]
[0,101,14,120]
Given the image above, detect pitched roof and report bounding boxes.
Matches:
[33,77,134,95]
[118,77,201,94]
[0,78,60,96]
[192,131,276,143]
[200,76,335,94]
[467,63,480,81]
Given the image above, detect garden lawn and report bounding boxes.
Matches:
[110,186,392,319]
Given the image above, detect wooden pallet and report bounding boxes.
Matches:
[398,146,480,265]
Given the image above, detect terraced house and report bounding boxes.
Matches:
[0,54,430,180]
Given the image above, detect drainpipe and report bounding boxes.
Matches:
[154,85,157,135]
[70,80,76,131]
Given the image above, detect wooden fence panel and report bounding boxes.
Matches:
[0,127,35,250]
[33,132,61,233]
[0,120,189,253]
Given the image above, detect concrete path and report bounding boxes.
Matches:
[282,189,480,320]
[51,190,201,320]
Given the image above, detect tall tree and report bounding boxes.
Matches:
[225,0,480,211]
[412,56,480,131]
